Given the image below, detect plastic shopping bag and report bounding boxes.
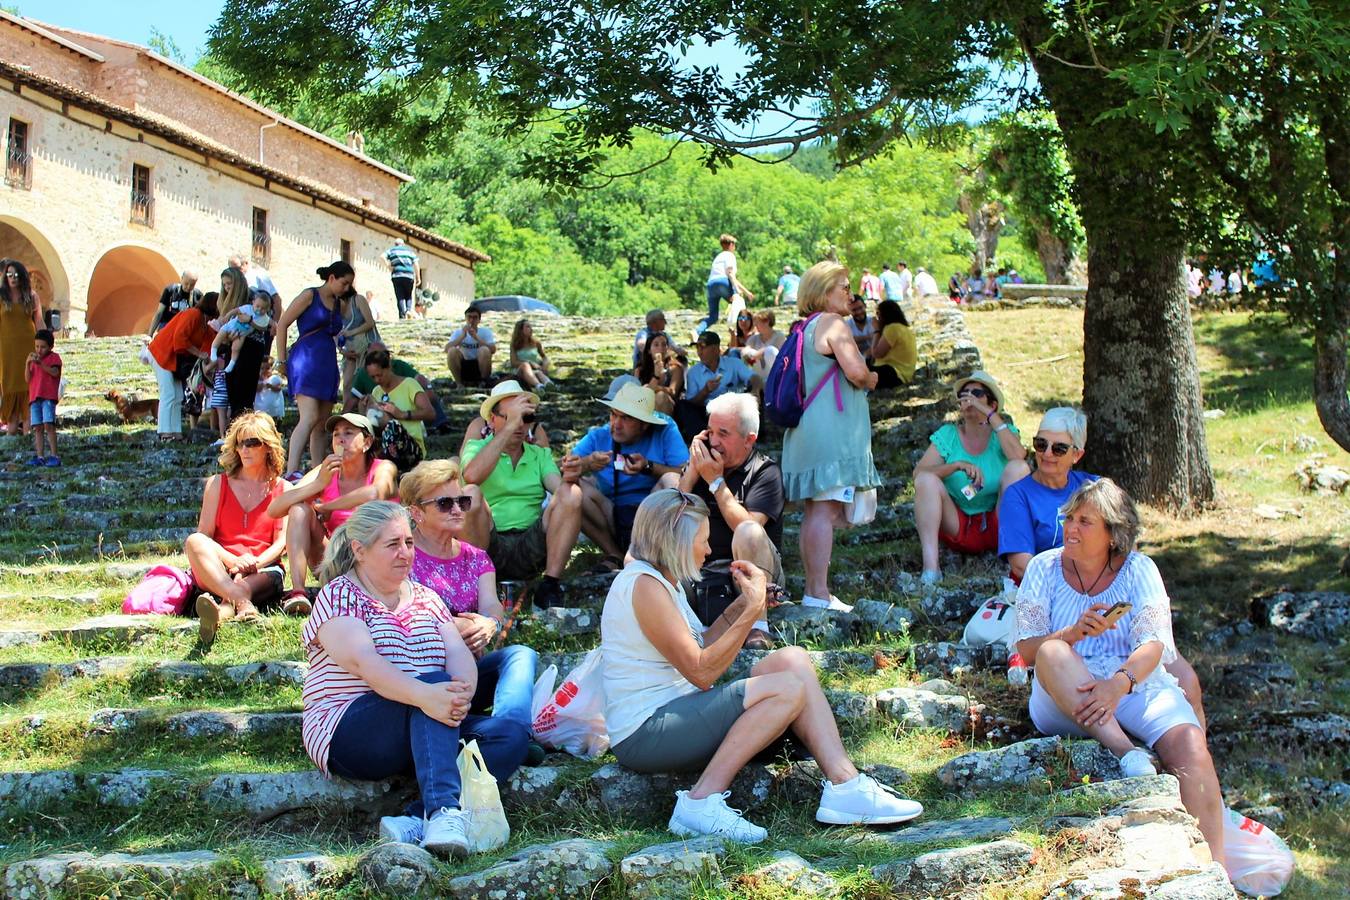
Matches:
[962,578,1018,648]
[530,648,610,758]
[530,664,559,724]
[1223,807,1295,896]
[456,740,510,852]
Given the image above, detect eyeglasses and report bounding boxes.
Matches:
[1032,437,1075,457]
[491,411,537,424]
[420,495,472,512]
[958,387,989,400]
[239,437,265,449]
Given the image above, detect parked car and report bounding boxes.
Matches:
[470,295,562,315]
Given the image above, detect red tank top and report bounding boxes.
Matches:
[214,474,286,557]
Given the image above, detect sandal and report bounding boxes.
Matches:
[765,583,789,608]
[282,590,312,616]
[587,555,623,575]
[234,602,262,624]
[196,595,221,648]
[743,627,775,651]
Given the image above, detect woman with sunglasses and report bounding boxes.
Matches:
[999,409,1206,728]
[602,489,923,844]
[400,459,542,765]
[268,412,398,613]
[186,412,289,647]
[913,371,1029,585]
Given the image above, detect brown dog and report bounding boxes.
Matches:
[105,390,157,424]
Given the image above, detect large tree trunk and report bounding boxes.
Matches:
[1035,228,1072,284]
[1314,84,1350,452]
[1020,19,1216,511]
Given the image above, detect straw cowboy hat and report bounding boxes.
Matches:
[598,382,666,425]
[479,380,540,421]
[325,412,375,436]
[952,370,1006,409]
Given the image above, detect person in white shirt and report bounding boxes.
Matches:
[913,267,939,297]
[445,306,497,386]
[701,234,754,336]
[229,253,281,319]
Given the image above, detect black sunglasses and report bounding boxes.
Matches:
[958,387,989,400]
[492,411,537,424]
[420,495,472,512]
[239,437,265,449]
[1032,437,1074,457]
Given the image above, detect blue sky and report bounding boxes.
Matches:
[15,0,224,59]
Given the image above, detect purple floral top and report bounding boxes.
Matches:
[410,542,494,614]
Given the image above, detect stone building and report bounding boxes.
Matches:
[0,12,487,335]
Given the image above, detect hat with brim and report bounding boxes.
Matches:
[603,374,640,401]
[325,412,375,435]
[953,370,1006,409]
[480,379,540,421]
[598,382,666,425]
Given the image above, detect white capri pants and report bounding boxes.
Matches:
[1030,672,1200,748]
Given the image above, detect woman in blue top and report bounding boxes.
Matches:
[999,407,1205,729]
[913,371,1029,585]
[276,261,350,478]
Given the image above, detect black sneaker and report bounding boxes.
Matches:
[532,578,565,610]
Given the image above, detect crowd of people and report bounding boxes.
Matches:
[1,240,1234,875]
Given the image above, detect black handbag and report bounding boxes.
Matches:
[172,353,196,382]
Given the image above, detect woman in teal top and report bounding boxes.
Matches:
[913,371,1029,585]
[782,261,881,612]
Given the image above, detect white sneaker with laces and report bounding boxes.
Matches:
[668,790,767,844]
[802,594,854,613]
[422,807,470,858]
[1119,749,1158,778]
[379,815,423,844]
[816,773,924,825]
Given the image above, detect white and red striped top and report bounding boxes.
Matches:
[301,574,454,775]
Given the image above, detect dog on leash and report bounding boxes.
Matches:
[105,390,157,424]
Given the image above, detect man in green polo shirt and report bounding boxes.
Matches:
[346,340,452,434]
[461,380,583,608]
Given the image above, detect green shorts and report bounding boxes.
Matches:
[611,680,748,773]
[488,516,549,582]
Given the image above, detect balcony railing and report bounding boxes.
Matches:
[4,148,31,189]
[130,190,155,226]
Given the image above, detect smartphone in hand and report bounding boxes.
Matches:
[1101,601,1133,626]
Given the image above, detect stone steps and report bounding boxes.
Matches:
[0,615,195,650]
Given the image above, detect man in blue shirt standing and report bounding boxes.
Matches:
[385,238,420,319]
[773,265,800,306]
[568,378,689,560]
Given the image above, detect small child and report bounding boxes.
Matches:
[26,329,62,467]
[211,292,272,375]
[254,357,286,421]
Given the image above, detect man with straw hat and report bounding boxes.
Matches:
[567,377,689,563]
[461,380,583,609]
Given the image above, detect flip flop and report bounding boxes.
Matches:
[196,595,221,648]
[282,591,312,616]
[234,604,263,624]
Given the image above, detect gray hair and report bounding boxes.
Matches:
[645,308,667,326]
[706,392,759,437]
[316,501,410,585]
[1038,407,1088,449]
[1061,479,1140,555]
[629,489,709,585]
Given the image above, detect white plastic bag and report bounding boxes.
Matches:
[962,578,1018,648]
[531,648,610,758]
[530,663,558,724]
[456,739,510,852]
[1223,807,1294,896]
[843,487,877,526]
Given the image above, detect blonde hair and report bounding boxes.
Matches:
[219,266,249,318]
[797,261,848,316]
[752,309,775,327]
[217,411,285,477]
[1061,478,1140,555]
[719,233,737,249]
[399,458,463,506]
[316,501,409,585]
[629,489,709,585]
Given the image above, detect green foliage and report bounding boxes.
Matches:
[146,27,185,64]
[984,111,1084,265]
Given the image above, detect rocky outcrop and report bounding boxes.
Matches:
[445,838,615,899]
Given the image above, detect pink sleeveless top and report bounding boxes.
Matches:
[320,466,377,535]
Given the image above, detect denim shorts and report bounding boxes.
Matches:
[29,399,56,426]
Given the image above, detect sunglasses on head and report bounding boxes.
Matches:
[1032,437,1074,457]
[239,437,265,449]
[958,387,989,400]
[420,495,472,512]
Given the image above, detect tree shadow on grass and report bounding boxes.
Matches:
[1191,312,1316,414]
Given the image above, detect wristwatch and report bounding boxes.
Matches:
[708,476,725,494]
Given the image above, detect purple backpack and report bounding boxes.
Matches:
[764,313,843,428]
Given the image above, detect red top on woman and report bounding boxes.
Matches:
[213,474,286,557]
[148,307,214,372]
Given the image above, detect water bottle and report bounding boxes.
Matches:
[1006,650,1029,686]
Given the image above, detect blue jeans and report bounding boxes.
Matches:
[700,279,734,333]
[472,645,537,728]
[327,671,530,815]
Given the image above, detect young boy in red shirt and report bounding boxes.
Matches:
[26,328,62,466]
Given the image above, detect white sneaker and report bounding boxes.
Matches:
[816,773,924,825]
[379,815,423,844]
[668,790,767,844]
[1119,749,1158,779]
[802,594,854,613]
[422,807,470,858]
[920,570,942,586]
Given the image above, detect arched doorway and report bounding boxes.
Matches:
[0,216,69,323]
[86,245,177,336]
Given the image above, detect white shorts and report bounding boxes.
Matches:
[1029,674,1199,748]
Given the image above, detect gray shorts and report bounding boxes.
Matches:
[611,680,747,773]
[488,517,548,582]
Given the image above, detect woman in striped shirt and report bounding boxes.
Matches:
[1014,479,1224,867]
[301,501,529,858]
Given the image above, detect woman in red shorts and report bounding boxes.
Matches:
[912,371,1029,585]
